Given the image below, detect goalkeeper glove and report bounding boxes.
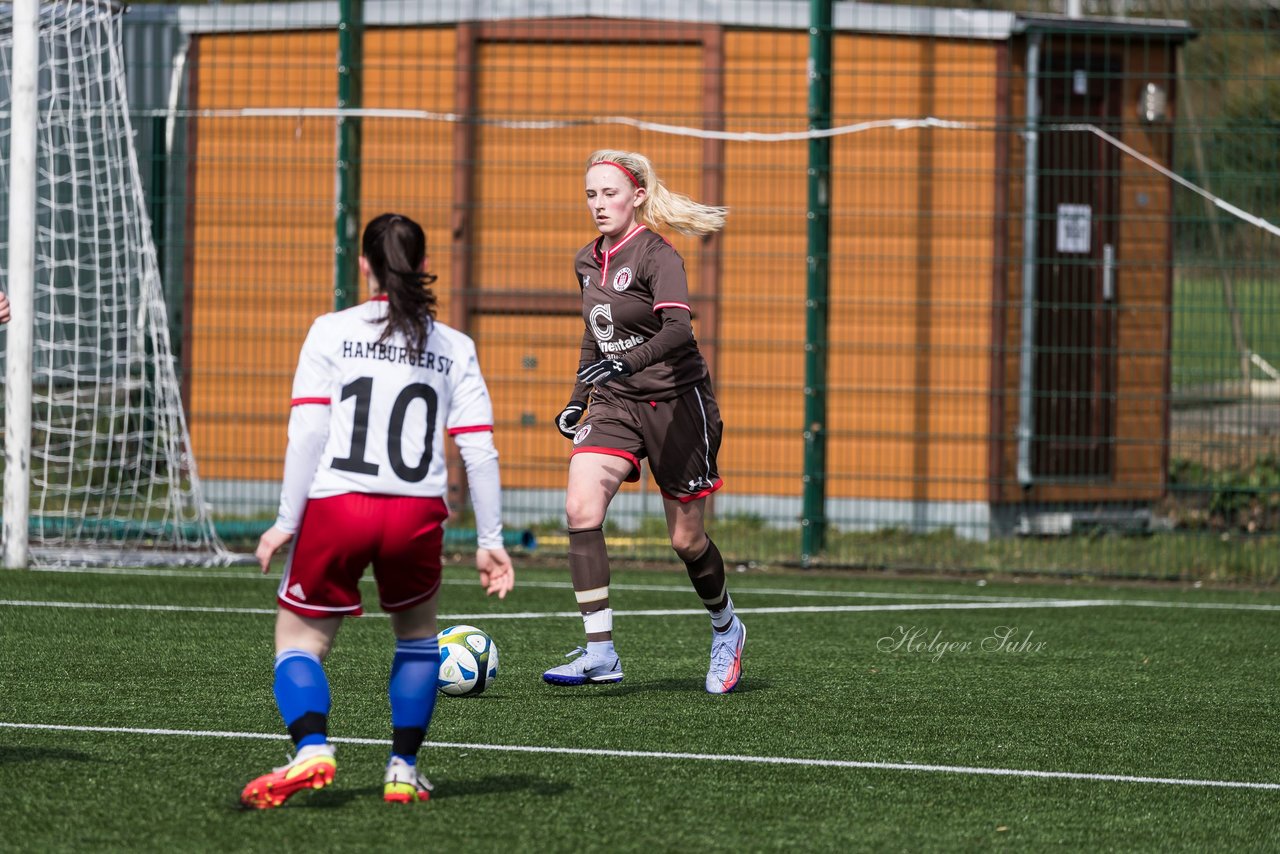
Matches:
[555,400,587,440]
[577,357,633,387]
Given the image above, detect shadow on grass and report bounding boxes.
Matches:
[0,745,92,763]
[541,677,772,696]
[235,773,570,811]
[435,773,572,799]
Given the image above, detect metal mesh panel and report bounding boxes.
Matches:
[116,0,1278,580]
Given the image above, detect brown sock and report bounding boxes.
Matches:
[568,526,611,640]
[684,537,729,613]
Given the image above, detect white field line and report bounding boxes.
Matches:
[20,565,1280,612]
[0,600,279,615]
[25,565,1027,602]
[3,597,1279,617]
[0,598,1108,619]
[1,721,1275,792]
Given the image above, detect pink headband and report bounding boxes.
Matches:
[596,160,641,188]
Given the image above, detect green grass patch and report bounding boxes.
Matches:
[523,514,1280,585]
[0,564,1278,851]
[1173,275,1280,388]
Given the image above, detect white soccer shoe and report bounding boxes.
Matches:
[384,756,434,804]
[541,647,624,686]
[706,617,746,694]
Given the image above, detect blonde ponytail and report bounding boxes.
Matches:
[587,149,728,237]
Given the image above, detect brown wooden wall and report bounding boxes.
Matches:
[184,22,1172,507]
[824,36,999,503]
[187,28,458,482]
[465,25,713,492]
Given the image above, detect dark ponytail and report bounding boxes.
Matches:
[362,212,438,353]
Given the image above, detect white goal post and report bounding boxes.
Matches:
[1,0,232,567]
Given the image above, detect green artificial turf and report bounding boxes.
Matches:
[0,563,1277,852]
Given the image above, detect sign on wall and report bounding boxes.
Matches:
[1056,203,1092,254]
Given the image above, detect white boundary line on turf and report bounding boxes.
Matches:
[23,566,1031,602]
[1,721,1275,792]
[21,565,1280,612]
[0,599,278,615]
[5,597,1280,616]
[22,565,1031,602]
[487,579,1016,602]
[0,598,1109,619]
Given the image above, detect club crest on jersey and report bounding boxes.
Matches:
[581,274,591,290]
[612,267,634,292]
[572,424,592,444]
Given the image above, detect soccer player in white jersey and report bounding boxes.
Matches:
[544,150,746,694]
[240,213,514,809]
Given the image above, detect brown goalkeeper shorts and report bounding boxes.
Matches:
[570,379,724,503]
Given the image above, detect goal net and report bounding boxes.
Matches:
[0,2,233,566]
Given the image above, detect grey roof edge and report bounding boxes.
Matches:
[154,0,1019,40]
[131,0,1193,42]
[1014,12,1196,40]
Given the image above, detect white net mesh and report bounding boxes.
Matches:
[0,2,233,566]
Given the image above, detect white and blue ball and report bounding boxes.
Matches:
[436,624,499,697]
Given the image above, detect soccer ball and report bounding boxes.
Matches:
[436,624,499,697]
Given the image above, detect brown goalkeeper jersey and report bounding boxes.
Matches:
[570,225,709,403]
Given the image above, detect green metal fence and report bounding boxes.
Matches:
[115,0,1277,581]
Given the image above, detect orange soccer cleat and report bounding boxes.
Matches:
[240,744,336,809]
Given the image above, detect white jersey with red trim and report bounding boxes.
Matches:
[289,299,493,501]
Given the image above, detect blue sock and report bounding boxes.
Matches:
[273,649,331,749]
[388,636,440,766]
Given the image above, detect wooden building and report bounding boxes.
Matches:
[158,2,1194,538]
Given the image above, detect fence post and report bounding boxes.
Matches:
[334,0,363,310]
[802,0,833,564]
